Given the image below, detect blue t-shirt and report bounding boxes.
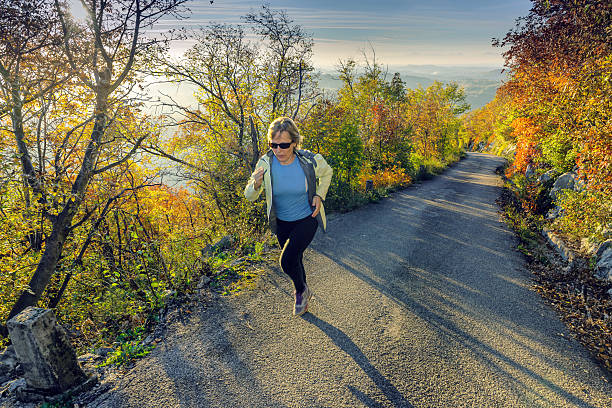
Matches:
[271,155,312,221]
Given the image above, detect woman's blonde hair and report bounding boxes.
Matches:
[267,117,301,146]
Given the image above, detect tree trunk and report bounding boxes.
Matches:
[7,100,108,321]
[249,116,260,170]
[11,81,44,196]
[8,211,68,320]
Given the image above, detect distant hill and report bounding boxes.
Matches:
[316,65,507,110]
[147,65,506,113]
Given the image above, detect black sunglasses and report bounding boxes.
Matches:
[269,142,293,149]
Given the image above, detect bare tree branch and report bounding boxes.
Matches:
[93,133,148,174]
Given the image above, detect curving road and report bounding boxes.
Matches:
[88,153,612,408]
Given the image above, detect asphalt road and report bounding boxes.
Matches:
[88,152,612,408]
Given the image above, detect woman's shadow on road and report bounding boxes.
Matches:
[302,313,414,408]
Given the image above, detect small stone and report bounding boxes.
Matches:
[525,164,535,178]
[595,247,612,281]
[201,235,236,257]
[6,377,26,396]
[197,276,211,289]
[596,239,612,258]
[95,347,114,357]
[537,169,557,184]
[162,290,176,299]
[0,346,18,372]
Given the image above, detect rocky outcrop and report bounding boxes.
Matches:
[6,308,89,396]
[537,169,558,184]
[545,171,587,220]
[542,228,577,269]
[201,235,236,257]
[594,240,612,281]
[550,172,578,201]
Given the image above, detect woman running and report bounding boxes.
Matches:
[244,117,333,316]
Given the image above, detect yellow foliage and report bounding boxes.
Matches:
[359,166,412,190]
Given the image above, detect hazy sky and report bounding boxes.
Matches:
[151,0,534,68]
[68,0,534,68]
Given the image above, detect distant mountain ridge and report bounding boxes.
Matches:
[316,65,506,110]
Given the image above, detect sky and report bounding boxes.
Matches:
[148,0,534,68]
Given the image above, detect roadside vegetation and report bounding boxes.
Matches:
[0,0,469,362]
[472,0,612,373]
[465,0,611,244]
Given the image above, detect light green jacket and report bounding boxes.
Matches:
[244,149,333,234]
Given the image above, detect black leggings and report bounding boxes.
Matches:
[277,216,318,294]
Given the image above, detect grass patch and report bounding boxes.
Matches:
[98,325,155,368]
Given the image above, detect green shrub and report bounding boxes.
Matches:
[554,189,612,241]
[98,325,154,368]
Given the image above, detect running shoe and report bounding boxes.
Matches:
[293,285,312,317]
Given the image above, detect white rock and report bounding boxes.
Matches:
[7,308,87,392]
[550,172,577,201]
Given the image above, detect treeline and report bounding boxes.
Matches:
[0,1,468,351]
[462,0,611,241]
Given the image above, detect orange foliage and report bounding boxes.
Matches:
[506,117,542,177]
[359,166,412,190]
[367,102,405,164]
[576,125,612,194]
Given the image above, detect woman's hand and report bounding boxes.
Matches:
[311,195,321,217]
[253,167,266,189]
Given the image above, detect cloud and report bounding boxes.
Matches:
[151,0,524,67]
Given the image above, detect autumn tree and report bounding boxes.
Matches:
[495,0,611,239]
[496,0,611,181]
[388,72,406,102]
[0,0,66,229]
[336,54,395,167]
[301,100,363,208]
[405,81,469,161]
[461,91,514,157]
[145,6,317,236]
[2,0,188,334]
